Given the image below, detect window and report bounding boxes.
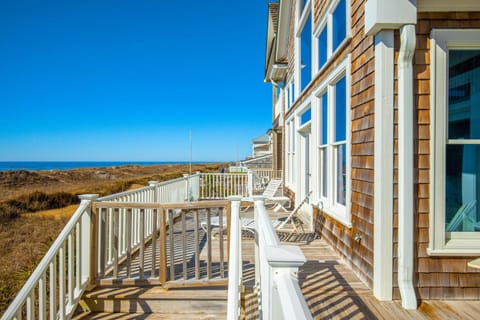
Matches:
[430,29,480,255]
[286,119,297,188]
[314,0,349,72]
[316,58,350,226]
[300,16,312,91]
[297,1,312,94]
[300,107,312,125]
[285,79,295,110]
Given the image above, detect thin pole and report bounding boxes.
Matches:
[189,129,192,176]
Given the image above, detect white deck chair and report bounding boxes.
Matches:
[244,178,291,212]
[276,191,312,235]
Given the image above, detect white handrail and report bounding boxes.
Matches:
[227,196,243,319]
[1,194,98,320]
[253,197,312,320]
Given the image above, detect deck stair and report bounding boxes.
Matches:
[75,285,227,319]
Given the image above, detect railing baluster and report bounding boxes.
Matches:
[113,208,119,279]
[159,207,167,284]
[39,274,46,320]
[151,209,157,278]
[67,233,73,308]
[76,222,81,291]
[126,208,132,278]
[108,207,113,266]
[139,208,145,279]
[49,260,56,320]
[182,210,187,280]
[168,209,175,281]
[194,210,200,280]
[59,245,65,319]
[26,290,34,320]
[219,207,225,278]
[100,208,106,277]
[207,209,212,279]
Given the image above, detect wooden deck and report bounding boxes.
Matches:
[79,207,480,319]
[276,236,480,319]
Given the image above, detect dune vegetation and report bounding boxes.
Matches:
[0,163,223,315]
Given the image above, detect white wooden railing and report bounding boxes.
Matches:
[199,173,251,199]
[1,194,98,320]
[97,173,201,203]
[227,196,312,320]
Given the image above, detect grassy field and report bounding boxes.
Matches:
[0,163,223,315]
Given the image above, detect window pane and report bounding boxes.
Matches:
[336,143,346,205]
[318,27,327,69]
[335,77,347,142]
[301,108,311,125]
[320,147,327,198]
[445,144,480,232]
[321,93,328,144]
[301,16,312,91]
[448,50,480,139]
[332,0,346,51]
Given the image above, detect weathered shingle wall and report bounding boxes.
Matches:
[392,11,480,300]
[313,0,375,289]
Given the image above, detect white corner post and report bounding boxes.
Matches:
[398,24,417,309]
[78,194,99,288]
[373,30,394,301]
[227,196,243,320]
[149,181,159,202]
[247,170,254,197]
[365,0,417,308]
[183,174,190,201]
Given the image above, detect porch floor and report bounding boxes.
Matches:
[247,234,480,319]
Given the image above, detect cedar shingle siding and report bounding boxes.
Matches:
[313,0,376,288]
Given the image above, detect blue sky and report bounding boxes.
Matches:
[0,0,272,162]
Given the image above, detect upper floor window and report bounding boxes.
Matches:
[315,0,349,71]
[296,0,312,94]
[430,29,480,255]
[300,107,311,126]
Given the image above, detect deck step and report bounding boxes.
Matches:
[78,285,228,315]
[76,312,227,319]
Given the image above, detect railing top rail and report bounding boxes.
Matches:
[97,185,153,201]
[1,200,91,320]
[94,199,230,210]
[200,172,247,176]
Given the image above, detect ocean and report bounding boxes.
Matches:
[0,161,201,171]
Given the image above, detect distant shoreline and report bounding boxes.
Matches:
[0,161,220,172]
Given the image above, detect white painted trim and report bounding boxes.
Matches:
[373,30,394,301]
[417,0,480,12]
[428,29,480,256]
[397,24,417,310]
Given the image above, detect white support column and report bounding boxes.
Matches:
[373,30,394,301]
[397,24,417,309]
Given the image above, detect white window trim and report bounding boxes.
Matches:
[313,56,352,228]
[295,0,313,98]
[313,0,351,77]
[285,116,297,190]
[429,29,480,256]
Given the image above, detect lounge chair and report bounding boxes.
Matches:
[276,191,312,235]
[244,178,291,212]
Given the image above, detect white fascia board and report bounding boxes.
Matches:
[365,0,417,36]
[418,0,480,11]
[276,0,293,62]
[270,64,288,82]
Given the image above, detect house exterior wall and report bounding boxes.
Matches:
[391,11,480,300]
[313,0,375,288]
[267,0,480,302]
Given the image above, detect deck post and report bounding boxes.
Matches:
[149,181,159,202]
[78,194,99,289]
[227,196,243,320]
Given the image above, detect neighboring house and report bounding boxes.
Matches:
[265,0,480,309]
[251,131,272,158]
